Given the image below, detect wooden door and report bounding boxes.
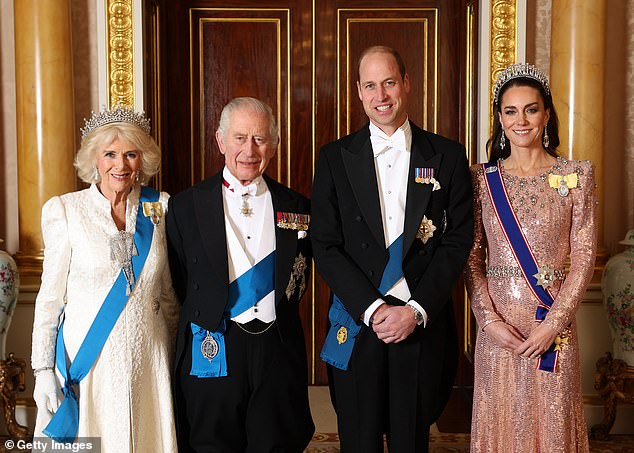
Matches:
[146,0,477,431]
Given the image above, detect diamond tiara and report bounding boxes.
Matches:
[493,63,551,104]
[80,105,151,139]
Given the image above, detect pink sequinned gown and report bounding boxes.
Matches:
[466,157,597,453]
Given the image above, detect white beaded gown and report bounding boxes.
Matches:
[31,184,179,452]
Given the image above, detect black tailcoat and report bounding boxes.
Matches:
[311,122,474,452]
[166,172,314,452]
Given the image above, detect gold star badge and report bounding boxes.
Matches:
[533,265,557,289]
[554,334,570,351]
[416,216,437,244]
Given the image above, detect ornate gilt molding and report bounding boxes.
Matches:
[489,0,517,128]
[107,0,134,107]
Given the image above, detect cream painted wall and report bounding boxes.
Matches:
[0,0,633,436]
[525,0,634,434]
[0,0,99,435]
[0,0,18,255]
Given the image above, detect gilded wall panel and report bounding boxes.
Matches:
[489,0,517,128]
[107,0,134,107]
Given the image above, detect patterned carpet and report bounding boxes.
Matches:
[306,432,634,452]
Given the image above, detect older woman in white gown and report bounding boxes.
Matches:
[31,106,179,452]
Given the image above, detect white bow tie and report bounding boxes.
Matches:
[370,129,407,156]
[240,183,257,197]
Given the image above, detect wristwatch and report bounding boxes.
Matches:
[408,304,424,324]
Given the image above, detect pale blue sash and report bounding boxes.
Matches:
[190,251,276,378]
[44,187,159,441]
[320,234,404,370]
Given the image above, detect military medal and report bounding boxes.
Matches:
[276,212,310,230]
[201,331,219,361]
[415,167,433,184]
[336,326,348,344]
[415,167,441,190]
[416,215,436,244]
[240,194,253,217]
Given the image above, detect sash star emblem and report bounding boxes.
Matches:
[416,216,436,244]
[285,253,307,299]
[533,265,557,289]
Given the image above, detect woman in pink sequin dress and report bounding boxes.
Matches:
[466,63,597,452]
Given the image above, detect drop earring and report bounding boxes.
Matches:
[500,131,506,150]
[543,127,550,148]
[93,167,99,182]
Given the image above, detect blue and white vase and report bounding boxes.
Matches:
[602,229,634,366]
[0,239,19,360]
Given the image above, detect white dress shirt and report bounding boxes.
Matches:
[362,120,428,327]
[222,167,276,323]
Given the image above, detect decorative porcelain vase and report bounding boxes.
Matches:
[0,239,19,360]
[602,229,634,366]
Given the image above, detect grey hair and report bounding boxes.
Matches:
[75,122,161,185]
[217,97,279,145]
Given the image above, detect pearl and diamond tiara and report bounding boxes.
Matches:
[493,63,551,104]
[80,104,151,139]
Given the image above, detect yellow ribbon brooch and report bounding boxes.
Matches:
[142,202,163,226]
[548,173,578,197]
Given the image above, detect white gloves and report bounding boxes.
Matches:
[33,369,62,424]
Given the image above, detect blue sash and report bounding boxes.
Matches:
[320,234,404,371]
[190,251,276,378]
[482,163,558,372]
[44,186,159,442]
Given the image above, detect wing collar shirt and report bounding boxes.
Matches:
[222,167,276,323]
[362,120,428,327]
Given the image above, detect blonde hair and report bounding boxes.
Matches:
[75,122,161,185]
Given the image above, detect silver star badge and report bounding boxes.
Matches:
[416,216,437,244]
[533,265,557,289]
